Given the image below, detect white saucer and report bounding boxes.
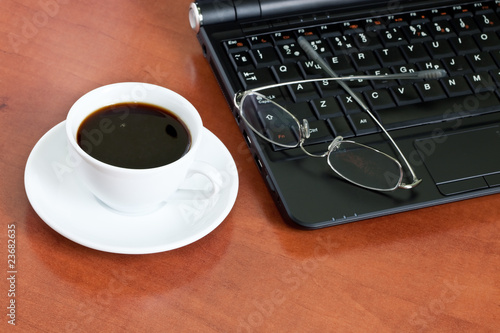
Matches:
[24,122,238,254]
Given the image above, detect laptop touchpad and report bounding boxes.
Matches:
[414,125,500,190]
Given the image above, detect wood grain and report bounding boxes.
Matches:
[0,0,499,332]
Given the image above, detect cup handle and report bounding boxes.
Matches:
[170,160,223,201]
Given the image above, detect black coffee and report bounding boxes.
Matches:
[77,102,191,169]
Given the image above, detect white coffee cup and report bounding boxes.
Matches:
[65,82,220,214]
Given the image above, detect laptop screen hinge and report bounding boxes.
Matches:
[189,0,460,33]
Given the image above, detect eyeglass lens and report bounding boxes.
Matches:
[327,141,403,191]
[240,92,301,148]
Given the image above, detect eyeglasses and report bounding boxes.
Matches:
[235,36,447,191]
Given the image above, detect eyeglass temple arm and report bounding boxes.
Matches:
[247,70,448,95]
[298,36,428,189]
[244,68,447,97]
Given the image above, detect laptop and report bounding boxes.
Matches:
[189,0,500,229]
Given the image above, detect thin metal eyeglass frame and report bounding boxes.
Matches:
[234,37,446,190]
[236,83,407,191]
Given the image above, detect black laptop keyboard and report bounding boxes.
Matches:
[223,1,500,148]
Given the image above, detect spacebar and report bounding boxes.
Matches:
[377,93,500,130]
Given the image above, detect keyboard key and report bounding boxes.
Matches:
[317,79,343,97]
[429,8,452,22]
[337,92,366,114]
[402,24,433,43]
[465,72,497,92]
[409,11,431,24]
[376,47,406,66]
[351,50,381,71]
[451,16,480,35]
[303,120,334,145]
[427,21,456,39]
[347,112,380,135]
[390,84,422,106]
[442,55,473,74]
[287,82,319,102]
[353,31,383,49]
[467,51,498,71]
[284,102,317,121]
[368,68,400,89]
[388,14,409,28]
[341,21,364,35]
[474,3,496,15]
[378,104,447,129]
[363,89,397,110]
[401,43,430,62]
[452,5,474,18]
[307,39,332,57]
[449,35,479,54]
[248,35,273,48]
[378,94,500,130]
[311,97,343,119]
[272,64,303,83]
[343,72,371,90]
[230,51,254,69]
[424,39,456,58]
[440,75,473,97]
[393,64,419,75]
[296,27,320,39]
[299,60,326,78]
[251,48,280,67]
[365,18,386,32]
[415,80,447,101]
[253,87,285,104]
[265,125,298,148]
[328,35,358,54]
[318,24,341,38]
[253,105,299,147]
[417,59,445,71]
[475,12,500,31]
[473,32,500,51]
[238,69,276,89]
[489,69,500,87]
[225,39,249,51]
[490,49,500,68]
[272,31,295,44]
[277,42,307,63]
[379,27,407,46]
[326,55,356,74]
[328,116,355,138]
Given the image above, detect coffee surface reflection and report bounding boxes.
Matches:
[77,102,191,169]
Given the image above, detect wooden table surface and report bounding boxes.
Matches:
[1,0,499,332]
